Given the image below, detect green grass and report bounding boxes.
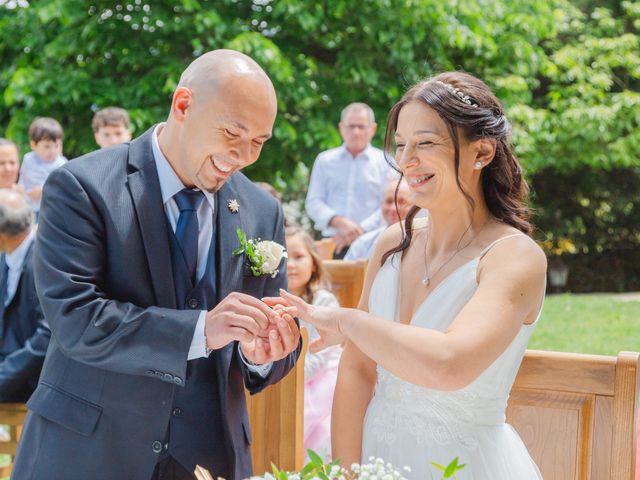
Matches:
[529,293,640,355]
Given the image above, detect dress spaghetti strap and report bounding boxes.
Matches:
[479,233,526,259]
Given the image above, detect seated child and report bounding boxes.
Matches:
[18,117,67,215]
[0,138,20,189]
[92,106,132,149]
[285,225,340,459]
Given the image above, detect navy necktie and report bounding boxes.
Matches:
[174,189,205,284]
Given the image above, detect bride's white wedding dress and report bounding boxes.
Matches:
[362,235,543,479]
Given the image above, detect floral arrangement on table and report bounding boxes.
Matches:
[248,451,466,480]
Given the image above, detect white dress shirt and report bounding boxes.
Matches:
[151,125,271,375]
[3,228,35,307]
[343,225,385,261]
[305,144,390,237]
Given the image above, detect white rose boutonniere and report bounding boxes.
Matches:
[232,228,287,278]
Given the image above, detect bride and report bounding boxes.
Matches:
[274,72,546,478]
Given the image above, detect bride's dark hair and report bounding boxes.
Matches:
[381,72,533,266]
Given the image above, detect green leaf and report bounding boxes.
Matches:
[307,449,324,466]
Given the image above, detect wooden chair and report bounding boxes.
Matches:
[247,328,309,475]
[322,260,368,308]
[0,403,28,478]
[507,350,640,479]
[314,238,335,260]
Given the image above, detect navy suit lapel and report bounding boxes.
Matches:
[216,178,245,373]
[126,127,177,309]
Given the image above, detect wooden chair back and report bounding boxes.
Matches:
[314,238,335,260]
[508,350,640,479]
[322,260,368,308]
[247,328,309,475]
[0,403,28,478]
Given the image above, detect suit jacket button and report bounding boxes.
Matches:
[188,298,199,309]
[152,441,163,453]
[172,407,183,417]
[163,373,173,382]
[173,377,183,386]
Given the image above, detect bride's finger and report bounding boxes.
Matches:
[262,296,286,307]
[278,289,311,315]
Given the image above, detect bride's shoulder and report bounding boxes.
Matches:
[479,226,547,281]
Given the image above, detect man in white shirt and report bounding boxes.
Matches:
[305,103,389,257]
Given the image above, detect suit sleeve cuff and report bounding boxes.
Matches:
[237,344,273,377]
[188,311,209,360]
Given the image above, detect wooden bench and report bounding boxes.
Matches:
[322,259,368,308]
[508,350,640,479]
[314,239,335,260]
[246,328,309,475]
[0,403,28,478]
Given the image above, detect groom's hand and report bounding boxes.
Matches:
[204,292,279,350]
[239,310,300,364]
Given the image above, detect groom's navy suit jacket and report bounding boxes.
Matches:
[13,127,301,480]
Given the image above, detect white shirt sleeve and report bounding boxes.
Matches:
[237,344,273,377]
[187,311,209,360]
[305,156,337,231]
[360,209,384,232]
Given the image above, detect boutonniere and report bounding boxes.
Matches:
[232,228,287,278]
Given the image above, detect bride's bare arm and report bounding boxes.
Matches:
[331,224,404,465]
[335,233,547,390]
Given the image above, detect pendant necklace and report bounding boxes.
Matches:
[421,219,488,286]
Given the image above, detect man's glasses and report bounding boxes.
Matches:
[344,124,370,131]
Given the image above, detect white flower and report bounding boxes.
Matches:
[254,240,287,277]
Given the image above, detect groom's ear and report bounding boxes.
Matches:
[171,87,193,123]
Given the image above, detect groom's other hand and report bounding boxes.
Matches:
[239,311,300,365]
[204,292,279,350]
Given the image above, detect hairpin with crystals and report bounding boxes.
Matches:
[435,80,478,108]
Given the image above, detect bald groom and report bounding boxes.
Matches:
[13,50,302,480]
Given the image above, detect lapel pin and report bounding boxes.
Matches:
[227,199,240,213]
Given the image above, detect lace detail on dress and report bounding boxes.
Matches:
[367,368,480,449]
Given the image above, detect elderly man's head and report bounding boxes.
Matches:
[0,188,33,252]
[339,103,377,156]
[160,49,278,193]
[381,179,412,226]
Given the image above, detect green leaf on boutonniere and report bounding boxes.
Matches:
[232,228,247,256]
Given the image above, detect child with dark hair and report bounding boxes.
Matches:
[92,107,132,149]
[18,117,67,215]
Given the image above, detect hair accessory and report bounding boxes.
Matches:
[435,81,478,108]
[474,161,483,169]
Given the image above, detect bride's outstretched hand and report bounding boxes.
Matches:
[264,289,347,351]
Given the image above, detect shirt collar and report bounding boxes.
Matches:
[341,143,374,160]
[151,124,216,210]
[6,228,35,271]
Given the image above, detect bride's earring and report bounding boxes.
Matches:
[474,161,483,169]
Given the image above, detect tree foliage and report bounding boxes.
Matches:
[3,0,637,176]
[0,0,638,290]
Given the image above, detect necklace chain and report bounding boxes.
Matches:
[421,219,488,286]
